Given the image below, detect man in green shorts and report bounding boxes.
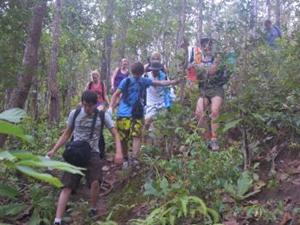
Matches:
[193,37,229,151]
[109,62,180,166]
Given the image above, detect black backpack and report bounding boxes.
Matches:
[63,108,105,166]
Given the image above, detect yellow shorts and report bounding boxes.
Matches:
[116,118,143,141]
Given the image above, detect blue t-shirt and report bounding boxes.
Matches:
[117,76,153,118]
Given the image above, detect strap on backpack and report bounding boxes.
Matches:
[98,110,105,136]
[70,107,98,140]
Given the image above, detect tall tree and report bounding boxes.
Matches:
[196,0,204,46]
[275,0,281,27]
[48,0,62,124]
[266,0,271,20]
[176,0,187,51]
[250,0,258,34]
[7,0,47,109]
[0,0,47,147]
[101,0,115,88]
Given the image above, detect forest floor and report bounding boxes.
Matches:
[63,146,300,225]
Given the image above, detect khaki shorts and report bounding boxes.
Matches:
[200,86,224,100]
[116,118,143,141]
[62,152,102,190]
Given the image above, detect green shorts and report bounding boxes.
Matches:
[116,118,143,141]
[200,86,224,100]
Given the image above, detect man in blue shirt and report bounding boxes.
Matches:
[264,20,282,47]
[109,62,179,166]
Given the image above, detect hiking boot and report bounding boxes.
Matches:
[89,208,97,218]
[209,140,220,151]
[129,158,140,169]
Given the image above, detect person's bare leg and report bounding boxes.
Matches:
[132,137,141,158]
[210,96,223,142]
[90,180,100,209]
[195,97,209,127]
[55,188,72,219]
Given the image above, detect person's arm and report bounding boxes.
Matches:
[103,83,110,104]
[109,89,122,111]
[152,79,180,87]
[85,82,91,90]
[47,127,73,157]
[207,54,221,76]
[110,68,118,92]
[109,127,123,164]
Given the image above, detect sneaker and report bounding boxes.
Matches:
[129,158,140,168]
[209,140,220,151]
[122,159,129,169]
[89,208,97,218]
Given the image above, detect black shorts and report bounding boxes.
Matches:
[62,152,102,190]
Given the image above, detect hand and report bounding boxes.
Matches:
[110,87,115,94]
[107,107,113,116]
[47,149,55,158]
[172,78,185,85]
[114,153,123,165]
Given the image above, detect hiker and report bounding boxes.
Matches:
[86,70,110,159]
[109,62,180,166]
[264,19,282,47]
[193,37,229,151]
[86,70,109,111]
[111,58,130,94]
[47,90,123,225]
[144,51,168,74]
[144,61,175,131]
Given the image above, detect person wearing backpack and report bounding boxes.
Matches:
[86,70,109,111]
[86,70,110,159]
[264,19,282,47]
[47,91,122,225]
[143,61,175,132]
[109,62,180,167]
[193,37,230,151]
[144,51,168,74]
[110,58,130,94]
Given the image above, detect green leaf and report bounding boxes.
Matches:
[160,177,169,195]
[17,157,84,175]
[0,184,19,199]
[222,119,242,132]
[0,108,26,123]
[144,180,159,196]
[16,166,63,188]
[180,197,188,217]
[0,120,33,142]
[0,203,26,218]
[207,208,220,223]
[28,208,41,225]
[237,171,253,197]
[0,151,16,161]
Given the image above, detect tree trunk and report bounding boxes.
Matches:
[266,0,271,20]
[196,0,203,46]
[0,0,47,147]
[275,0,281,27]
[250,0,258,36]
[7,1,47,109]
[48,0,62,125]
[101,0,115,89]
[175,0,187,103]
[175,0,186,51]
